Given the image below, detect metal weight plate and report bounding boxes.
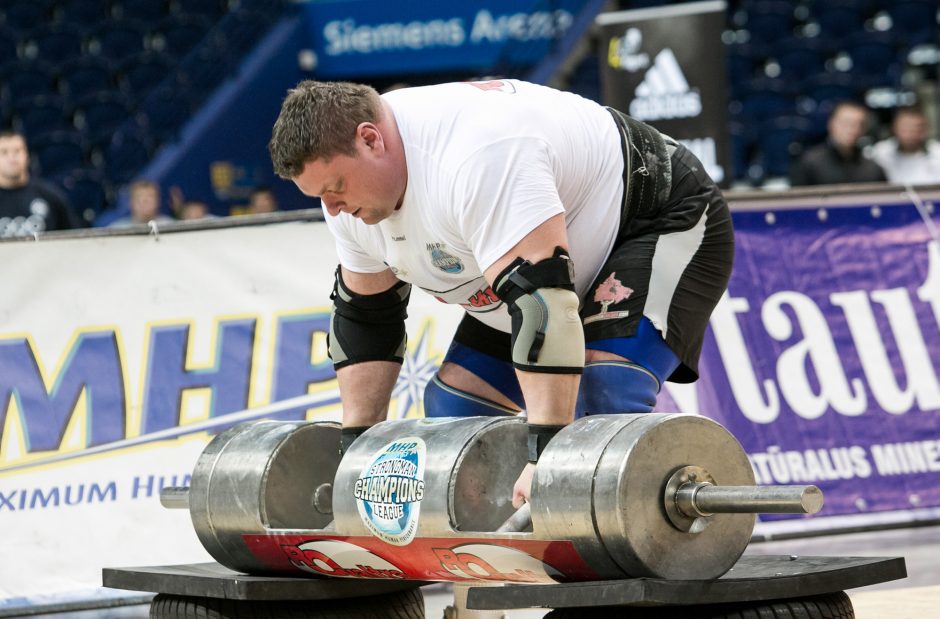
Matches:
[592,414,756,579]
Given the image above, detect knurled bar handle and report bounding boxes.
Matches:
[160,486,190,509]
[678,484,823,516]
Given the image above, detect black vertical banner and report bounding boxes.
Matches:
[598,1,729,186]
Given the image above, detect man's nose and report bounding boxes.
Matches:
[322,199,346,216]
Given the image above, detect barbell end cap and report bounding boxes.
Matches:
[802,485,824,514]
[160,486,191,509]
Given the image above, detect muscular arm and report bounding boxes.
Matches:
[335,267,403,427]
[482,214,581,426]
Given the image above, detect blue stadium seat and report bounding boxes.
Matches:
[886,0,939,46]
[843,32,902,88]
[138,85,189,142]
[773,36,828,84]
[0,27,20,66]
[0,60,58,107]
[3,1,51,35]
[88,19,148,61]
[23,24,85,63]
[74,92,132,146]
[745,1,795,44]
[728,120,757,183]
[31,131,88,178]
[174,0,225,19]
[15,95,74,141]
[115,0,170,22]
[60,169,110,222]
[737,77,796,122]
[799,72,860,109]
[55,0,113,28]
[104,129,153,184]
[152,15,211,60]
[812,0,866,45]
[118,51,173,99]
[217,10,275,55]
[726,42,764,86]
[758,115,813,178]
[59,56,116,100]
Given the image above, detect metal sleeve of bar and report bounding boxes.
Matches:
[681,484,824,516]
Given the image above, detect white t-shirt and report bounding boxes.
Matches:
[325,79,623,332]
[868,138,940,185]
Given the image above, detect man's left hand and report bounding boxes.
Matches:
[512,462,536,508]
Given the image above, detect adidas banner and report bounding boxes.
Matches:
[597,0,730,185]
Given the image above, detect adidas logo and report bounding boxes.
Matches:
[629,48,702,122]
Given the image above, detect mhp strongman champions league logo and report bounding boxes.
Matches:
[355,437,426,545]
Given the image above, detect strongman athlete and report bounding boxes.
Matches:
[269,79,734,505]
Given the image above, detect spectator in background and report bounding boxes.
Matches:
[107,179,174,227]
[868,106,940,185]
[790,102,887,186]
[0,130,80,238]
[247,186,279,214]
[178,199,213,220]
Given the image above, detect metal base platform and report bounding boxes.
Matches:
[103,555,906,611]
[468,555,907,610]
[102,562,423,601]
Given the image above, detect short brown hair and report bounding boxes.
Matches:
[269,80,382,179]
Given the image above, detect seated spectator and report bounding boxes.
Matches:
[108,179,174,227]
[0,130,81,238]
[790,101,887,186]
[247,186,278,214]
[868,106,940,185]
[178,199,214,220]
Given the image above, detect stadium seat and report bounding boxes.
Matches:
[843,32,902,88]
[886,0,939,46]
[217,10,275,55]
[55,0,113,28]
[22,24,85,63]
[812,1,866,45]
[726,42,765,86]
[728,120,757,183]
[115,0,170,22]
[60,169,111,222]
[799,72,860,109]
[104,129,153,184]
[87,19,148,61]
[137,85,189,142]
[31,131,88,178]
[758,115,813,178]
[14,95,74,141]
[773,36,828,84]
[3,1,50,35]
[58,56,116,100]
[0,28,20,66]
[174,0,225,19]
[74,92,132,146]
[744,1,795,45]
[738,77,796,122]
[0,60,58,107]
[151,15,212,60]
[118,50,173,99]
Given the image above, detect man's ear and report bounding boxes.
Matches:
[358,123,384,152]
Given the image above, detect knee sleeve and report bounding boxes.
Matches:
[423,375,519,418]
[575,361,660,417]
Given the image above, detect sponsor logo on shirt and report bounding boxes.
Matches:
[466,79,517,93]
[629,49,701,121]
[427,243,464,274]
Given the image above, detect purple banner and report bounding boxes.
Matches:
[659,200,940,519]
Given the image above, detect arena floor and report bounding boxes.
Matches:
[21,524,940,619]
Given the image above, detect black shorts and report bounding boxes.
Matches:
[580,139,734,382]
[450,121,733,385]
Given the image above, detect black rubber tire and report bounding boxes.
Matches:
[149,586,425,618]
[544,591,854,618]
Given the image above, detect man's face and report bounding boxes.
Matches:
[894,113,928,152]
[0,136,29,185]
[250,191,277,213]
[292,124,404,226]
[130,187,160,221]
[828,106,867,150]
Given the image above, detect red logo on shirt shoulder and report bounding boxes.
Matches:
[466,80,516,93]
